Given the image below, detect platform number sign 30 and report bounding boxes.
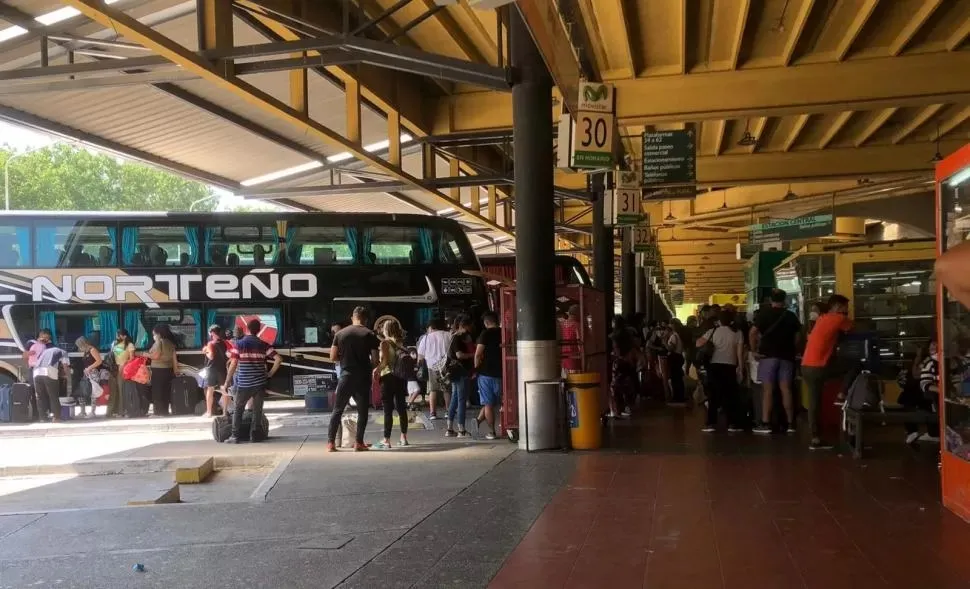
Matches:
[572,112,614,168]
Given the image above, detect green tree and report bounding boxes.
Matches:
[1,143,218,212]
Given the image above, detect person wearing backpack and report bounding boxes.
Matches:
[749,289,802,435]
[375,320,412,449]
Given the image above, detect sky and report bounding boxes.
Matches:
[0,120,257,210]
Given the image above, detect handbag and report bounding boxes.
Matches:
[695,327,719,368]
[754,311,787,358]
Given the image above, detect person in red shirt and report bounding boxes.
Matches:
[801,294,853,450]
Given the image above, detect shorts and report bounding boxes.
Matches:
[478,374,501,406]
[206,369,226,388]
[428,367,448,395]
[757,357,794,386]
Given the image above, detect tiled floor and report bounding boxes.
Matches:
[489,411,970,589]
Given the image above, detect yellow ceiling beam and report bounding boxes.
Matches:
[834,0,879,61]
[781,0,815,66]
[854,108,896,147]
[430,51,970,131]
[62,0,512,238]
[889,0,942,56]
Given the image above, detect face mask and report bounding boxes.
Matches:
[809,312,819,321]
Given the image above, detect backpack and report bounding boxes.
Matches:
[845,371,881,411]
[391,343,416,380]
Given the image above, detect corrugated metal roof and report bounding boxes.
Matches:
[0,83,310,182]
[289,193,427,215]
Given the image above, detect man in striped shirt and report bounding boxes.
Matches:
[224,319,281,444]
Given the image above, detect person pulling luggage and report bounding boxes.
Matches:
[223,319,281,444]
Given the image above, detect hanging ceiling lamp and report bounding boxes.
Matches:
[720,191,728,210]
[783,184,798,201]
[737,119,759,147]
[664,202,676,222]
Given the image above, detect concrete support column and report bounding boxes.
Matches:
[511,8,558,451]
[621,228,636,319]
[645,279,655,323]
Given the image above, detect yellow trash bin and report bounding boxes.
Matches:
[567,372,602,450]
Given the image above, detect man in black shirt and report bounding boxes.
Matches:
[474,311,502,440]
[328,306,380,451]
[750,289,801,434]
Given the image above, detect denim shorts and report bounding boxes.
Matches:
[757,357,795,385]
[478,375,502,406]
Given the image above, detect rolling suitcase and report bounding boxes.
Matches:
[123,380,149,418]
[211,411,269,442]
[2,383,33,423]
[170,375,199,415]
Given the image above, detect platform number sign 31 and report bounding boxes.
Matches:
[615,188,642,225]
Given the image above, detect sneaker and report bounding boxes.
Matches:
[377,440,392,450]
[727,426,743,433]
[606,412,617,419]
[484,432,497,440]
[905,431,920,445]
[202,412,212,419]
[918,433,940,443]
[223,436,241,444]
[621,407,632,417]
[701,426,716,433]
[457,431,471,439]
[786,427,796,435]
[326,442,338,452]
[353,442,370,452]
[444,429,457,438]
[429,413,439,421]
[753,425,772,435]
[398,437,410,447]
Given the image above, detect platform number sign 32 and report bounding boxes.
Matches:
[573,112,614,168]
[633,226,652,252]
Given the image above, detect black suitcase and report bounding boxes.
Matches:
[123,380,149,418]
[9,383,33,423]
[170,376,199,415]
[211,411,269,442]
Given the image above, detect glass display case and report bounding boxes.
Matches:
[937,142,970,522]
[773,249,835,325]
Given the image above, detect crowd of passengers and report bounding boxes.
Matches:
[608,288,943,451]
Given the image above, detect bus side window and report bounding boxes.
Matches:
[35,223,116,268]
[203,226,275,267]
[121,226,197,267]
[0,224,30,267]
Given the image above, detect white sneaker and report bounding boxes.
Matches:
[621,408,632,417]
[701,426,715,433]
[905,432,920,445]
[918,433,940,443]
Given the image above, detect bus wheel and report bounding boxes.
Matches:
[506,428,518,443]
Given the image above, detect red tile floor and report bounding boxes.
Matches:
[489,412,970,589]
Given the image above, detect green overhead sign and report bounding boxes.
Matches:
[668,269,685,285]
[750,214,834,245]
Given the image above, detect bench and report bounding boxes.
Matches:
[842,406,938,459]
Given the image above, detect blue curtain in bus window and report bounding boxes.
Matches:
[84,316,95,346]
[417,228,433,264]
[284,226,297,264]
[35,226,60,267]
[188,310,202,348]
[98,311,118,351]
[121,227,139,265]
[344,228,359,264]
[39,311,57,344]
[415,307,435,336]
[124,310,144,349]
[105,227,118,265]
[184,228,198,265]
[206,309,218,334]
[359,228,374,264]
[14,226,30,266]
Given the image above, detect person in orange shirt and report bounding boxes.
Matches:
[801,294,853,450]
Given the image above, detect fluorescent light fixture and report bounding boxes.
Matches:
[0,25,28,43]
[326,133,413,164]
[436,207,455,215]
[240,161,323,187]
[495,236,512,242]
[948,167,970,187]
[35,7,81,25]
[242,134,414,186]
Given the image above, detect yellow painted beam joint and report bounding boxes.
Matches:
[175,456,215,485]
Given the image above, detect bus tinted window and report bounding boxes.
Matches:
[288,226,354,265]
[0,224,30,267]
[124,308,201,349]
[207,307,281,345]
[39,308,118,352]
[122,225,199,267]
[204,226,278,267]
[362,226,432,265]
[440,230,469,264]
[35,222,116,268]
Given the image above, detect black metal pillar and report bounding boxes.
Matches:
[621,228,636,319]
[635,264,647,314]
[591,173,613,324]
[511,8,557,451]
[645,276,655,323]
